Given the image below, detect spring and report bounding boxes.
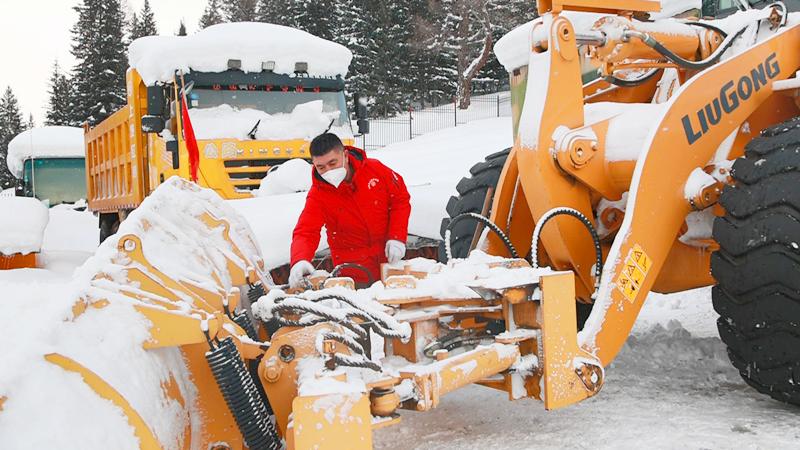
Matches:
[206,337,280,450]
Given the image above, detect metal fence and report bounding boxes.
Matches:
[359,93,511,150]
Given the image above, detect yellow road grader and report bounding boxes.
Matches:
[12,0,800,448]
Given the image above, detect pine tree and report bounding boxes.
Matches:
[222,0,259,22]
[0,87,24,188]
[27,114,35,130]
[177,20,187,36]
[200,0,225,28]
[254,0,288,24]
[129,0,158,40]
[70,0,128,126]
[45,61,76,126]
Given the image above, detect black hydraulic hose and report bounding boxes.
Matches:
[445,212,519,261]
[531,207,603,299]
[629,25,748,71]
[330,263,374,284]
[687,21,728,38]
[607,68,661,87]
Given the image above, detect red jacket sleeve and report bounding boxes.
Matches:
[291,187,325,265]
[375,161,411,243]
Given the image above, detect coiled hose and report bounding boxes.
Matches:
[206,337,280,450]
[444,212,519,261]
[531,207,603,299]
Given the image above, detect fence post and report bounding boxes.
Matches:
[409,107,413,140]
[454,96,458,127]
[497,95,500,117]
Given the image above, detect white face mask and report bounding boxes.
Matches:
[321,166,347,187]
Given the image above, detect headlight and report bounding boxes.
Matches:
[203,143,219,159]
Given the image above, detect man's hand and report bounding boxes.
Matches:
[385,240,406,264]
[289,260,315,288]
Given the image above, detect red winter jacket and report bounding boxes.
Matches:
[290,146,411,283]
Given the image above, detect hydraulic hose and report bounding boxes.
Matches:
[330,263,374,284]
[444,212,519,262]
[531,207,603,299]
[607,68,661,87]
[623,24,748,71]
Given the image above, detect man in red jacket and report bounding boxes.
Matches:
[289,133,411,287]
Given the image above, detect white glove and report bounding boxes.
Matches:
[385,240,406,264]
[289,260,315,288]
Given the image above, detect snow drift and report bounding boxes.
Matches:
[0,197,49,256]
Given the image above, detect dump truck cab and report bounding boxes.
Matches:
[7,126,87,206]
[85,23,363,240]
[143,67,355,198]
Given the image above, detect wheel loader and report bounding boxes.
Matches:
[7,1,800,449]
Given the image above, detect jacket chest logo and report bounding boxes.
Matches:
[367,178,379,189]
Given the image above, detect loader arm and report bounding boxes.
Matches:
[489,5,800,368]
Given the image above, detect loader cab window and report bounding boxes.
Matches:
[21,158,87,206]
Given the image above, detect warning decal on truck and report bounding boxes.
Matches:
[617,244,652,303]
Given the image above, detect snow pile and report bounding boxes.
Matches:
[189,100,349,141]
[257,158,312,196]
[0,197,49,255]
[230,117,513,269]
[6,126,84,178]
[129,22,353,85]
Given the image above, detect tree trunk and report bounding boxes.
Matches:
[457,5,493,110]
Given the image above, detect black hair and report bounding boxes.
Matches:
[310,133,344,157]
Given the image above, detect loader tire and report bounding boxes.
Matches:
[711,116,800,406]
[439,147,511,260]
[99,213,120,244]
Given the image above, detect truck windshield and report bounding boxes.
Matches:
[22,158,87,206]
[188,89,350,127]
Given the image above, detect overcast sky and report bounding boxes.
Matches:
[0,0,207,125]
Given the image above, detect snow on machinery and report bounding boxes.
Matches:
[84,23,368,242]
[8,1,800,449]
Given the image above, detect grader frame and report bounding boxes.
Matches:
[18,0,800,448]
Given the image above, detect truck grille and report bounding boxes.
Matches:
[224,158,294,192]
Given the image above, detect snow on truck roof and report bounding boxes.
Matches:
[129,22,353,85]
[6,126,85,179]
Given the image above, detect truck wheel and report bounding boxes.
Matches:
[99,213,120,244]
[439,148,511,260]
[711,116,800,406]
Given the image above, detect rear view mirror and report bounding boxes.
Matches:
[354,93,368,120]
[357,119,370,135]
[146,85,167,116]
[141,115,165,133]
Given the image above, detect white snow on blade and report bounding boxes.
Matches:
[6,126,84,178]
[230,117,512,270]
[0,197,49,255]
[257,158,313,196]
[129,22,353,85]
[189,100,352,141]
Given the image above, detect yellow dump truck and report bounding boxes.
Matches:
[84,23,368,241]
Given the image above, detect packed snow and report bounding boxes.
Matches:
[0,197,49,255]
[189,100,351,141]
[257,158,313,196]
[6,126,85,178]
[129,22,353,85]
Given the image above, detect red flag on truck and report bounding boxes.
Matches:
[180,92,200,183]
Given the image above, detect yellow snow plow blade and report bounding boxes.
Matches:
[56,177,274,449]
